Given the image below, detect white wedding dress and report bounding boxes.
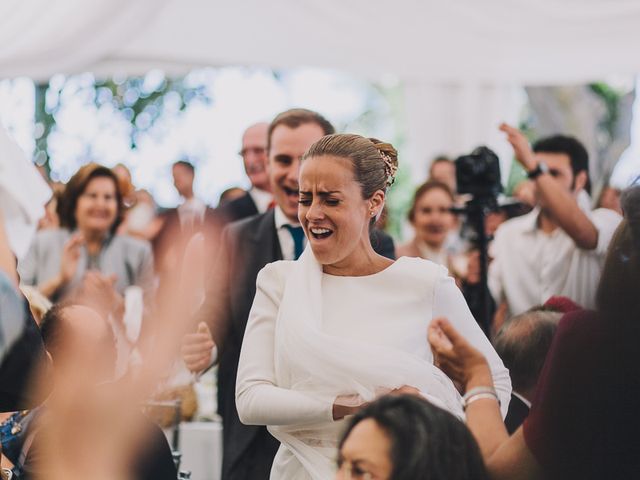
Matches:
[236,249,510,480]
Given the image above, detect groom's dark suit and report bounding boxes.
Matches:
[195,209,395,480]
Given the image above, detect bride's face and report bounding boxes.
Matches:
[298,155,382,268]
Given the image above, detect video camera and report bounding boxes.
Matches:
[455,146,502,200]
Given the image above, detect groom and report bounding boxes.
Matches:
[183,108,395,479]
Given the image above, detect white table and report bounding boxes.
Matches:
[166,421,223,480]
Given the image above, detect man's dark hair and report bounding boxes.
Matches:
[267,108,334,152]
[494,309,561,392]
[40,302,71,357]
[338,394,488,480]
[533,135,591,193]
[173,160,195,173]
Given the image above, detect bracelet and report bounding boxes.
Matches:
[463,393,500,410]
[462,386,500,411]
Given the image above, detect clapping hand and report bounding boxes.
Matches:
[78,271,123,319]
[428,317,492,392]
[60,233,84,283]
[181,321,215,373]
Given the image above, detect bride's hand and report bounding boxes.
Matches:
[388,385,421,397]
[332,394,367,421]
[332,385,422,420]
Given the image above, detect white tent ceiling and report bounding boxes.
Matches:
[2,0,639,178]
[2,0,640,84]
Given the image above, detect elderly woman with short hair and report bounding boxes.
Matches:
[19,163,154,318]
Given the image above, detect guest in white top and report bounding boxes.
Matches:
[235,133,510,480]
[489,125,621,317]
[172,160,207,227]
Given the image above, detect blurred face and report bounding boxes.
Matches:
[430,161,456,193]
[599,187,622,214]
[75,177,118,235]
[269,123,326,222]
[533,152,582,210]
[336,419,393,480]
[172,164,194,197]
[299,156,383,269]
[412,187,454,249]
[53,306,116,385]
[241,123,269,191]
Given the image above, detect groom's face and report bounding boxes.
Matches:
[268,123,326,223]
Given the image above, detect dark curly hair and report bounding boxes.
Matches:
[338,394,488,480]
[596,185,640,317]
[533,135,591,193]
[56,163,124,234]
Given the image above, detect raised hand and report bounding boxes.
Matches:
[60,233,84,283]
[499,123,537,171]
[181,321,215,373]
[427,317,492,392]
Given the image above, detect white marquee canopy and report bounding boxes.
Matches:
[2,0,639,174]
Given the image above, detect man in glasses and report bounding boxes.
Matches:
[488,124,621,318]
[215,123,273,223]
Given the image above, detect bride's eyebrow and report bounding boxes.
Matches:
[299,190,341,196]
[319,190,341,196]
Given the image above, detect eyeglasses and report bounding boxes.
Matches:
[239,146,266,158]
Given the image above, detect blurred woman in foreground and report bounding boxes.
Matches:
[336,394,488,480]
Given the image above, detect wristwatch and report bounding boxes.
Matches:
[526,161,549,180]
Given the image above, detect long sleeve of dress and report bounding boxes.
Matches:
[432,275,512,417]
[236,262,334,426]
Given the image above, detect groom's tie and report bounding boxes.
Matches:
[283,225,305,260]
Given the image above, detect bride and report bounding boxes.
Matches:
[235,133,510,479]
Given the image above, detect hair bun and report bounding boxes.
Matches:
[369,138,399,187]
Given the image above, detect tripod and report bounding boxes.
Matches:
[452,195,498,338]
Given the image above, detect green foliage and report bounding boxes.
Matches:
[589,82,621,140]
[34,84,56,176]
[93,75,211,148]
[33,72,213,174]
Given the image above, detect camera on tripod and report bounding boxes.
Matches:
[455,146,502,201]
[452,146,503,336]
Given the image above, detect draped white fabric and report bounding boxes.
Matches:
[2,0,640,84]
[265,248,463,479]
[0,0,169,81]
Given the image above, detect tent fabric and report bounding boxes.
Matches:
[1,0,640,85]
[1,0,638,179]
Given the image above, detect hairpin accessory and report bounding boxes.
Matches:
[378,149,397,188]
